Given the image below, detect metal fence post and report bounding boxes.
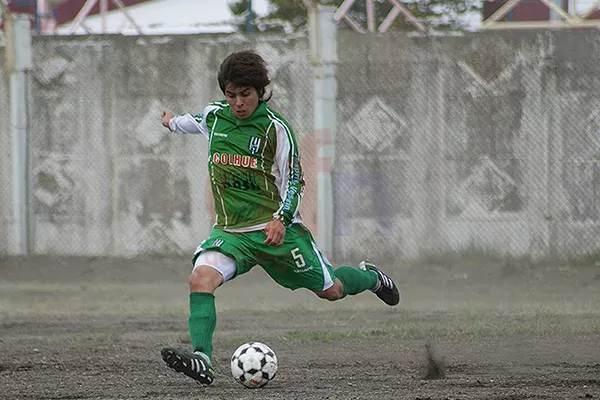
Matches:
[309,5,337,257]
[7,14,32,255]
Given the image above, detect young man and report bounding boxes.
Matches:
[160,50,400,385]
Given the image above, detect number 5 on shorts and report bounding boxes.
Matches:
[291,247,305,268]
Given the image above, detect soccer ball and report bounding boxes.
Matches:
[230,341,278,388]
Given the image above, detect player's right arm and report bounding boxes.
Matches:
[162,110,209,139]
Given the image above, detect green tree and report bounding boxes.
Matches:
[227,0,481,33]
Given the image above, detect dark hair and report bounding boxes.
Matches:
[218,50,271,101]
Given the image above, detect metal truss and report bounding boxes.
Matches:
[302,0,426,33]
[66,0,142,34]
[1,0,12,18]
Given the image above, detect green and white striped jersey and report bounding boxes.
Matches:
[169,101,304,231]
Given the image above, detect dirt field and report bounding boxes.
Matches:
[1,255,599,400]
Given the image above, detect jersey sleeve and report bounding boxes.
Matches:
[273,120,304,226]
[168,113,209,139]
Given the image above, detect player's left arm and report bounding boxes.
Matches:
[273,120,304,227]
[264,120,304,247]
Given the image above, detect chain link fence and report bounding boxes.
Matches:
[0,33,313,256]
[334,29,600,262]
[2,28,600,261]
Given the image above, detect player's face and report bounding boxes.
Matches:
[225,85,259,119]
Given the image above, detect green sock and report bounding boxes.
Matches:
[334,266,378,297]
[188,292,216,363]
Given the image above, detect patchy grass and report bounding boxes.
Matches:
[0,282,189,317]
[2,257,599,349]
[277,312,600,342]
[284,329,389,342]
[180,310,600,347]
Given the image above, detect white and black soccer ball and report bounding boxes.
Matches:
[230,341,278,388]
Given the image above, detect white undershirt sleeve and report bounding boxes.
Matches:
[169,113,209,140]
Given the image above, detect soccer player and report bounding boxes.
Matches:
[160,50,400,385]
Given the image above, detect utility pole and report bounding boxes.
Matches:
[309,5,337,257]
[5,14,32,255]
[549,0,563,23]
[247,0,255,32]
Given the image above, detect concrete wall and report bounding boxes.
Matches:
[18,34,312,256]
[1,30,599,260]
[334,30,600,261]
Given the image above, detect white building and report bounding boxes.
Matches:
[56,0,272,35]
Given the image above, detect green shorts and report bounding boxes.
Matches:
[192,223,335,292]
